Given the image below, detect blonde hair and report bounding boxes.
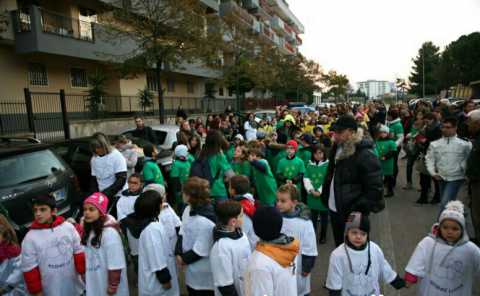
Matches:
[0,214,18,245]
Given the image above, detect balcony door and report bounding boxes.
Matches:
[79,7,96,41]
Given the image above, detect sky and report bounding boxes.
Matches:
[288,0,480,87]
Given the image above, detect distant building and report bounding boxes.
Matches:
[357,80,393,99]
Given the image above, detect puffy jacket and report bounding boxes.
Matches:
[425,135,472,181]
[321,129,384,215]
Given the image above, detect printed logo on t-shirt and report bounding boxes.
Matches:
[43,235,74,270]
[87,251,102,272]
[428,258,464,293]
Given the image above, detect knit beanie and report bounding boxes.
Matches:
[143,183,166,200]
[84,192,109,216]
[174,144,189,159]
[379,124,390,134]
[439,201,465,230]
[286,140,298,151]
[344,212,370,236]
[253,207,283,241]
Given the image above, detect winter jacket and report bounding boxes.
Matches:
[425,135,472,181]
[117,143,138,176]
[322,129,384,215]
[466,132,480,181]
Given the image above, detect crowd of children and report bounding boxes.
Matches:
[1,101,480,296]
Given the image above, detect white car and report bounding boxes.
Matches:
[254,110,276,123]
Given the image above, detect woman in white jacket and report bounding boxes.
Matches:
[244,113,257,142]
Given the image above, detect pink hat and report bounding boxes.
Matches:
[84,192,109,216]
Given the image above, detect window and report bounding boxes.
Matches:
[28,63,48,86]
[186,80,194,94]
[167,78,175,93]
[70,68,88,88]
[219,87,224,96]
[146,71,158,91]
[228,88,233,97]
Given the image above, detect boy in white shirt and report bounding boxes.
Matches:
[326,212,405,296]
[228,176,258,250]
[116,173,143,221]
[276,184,318,296]
[244,206,299,296]
[210,200,251,296]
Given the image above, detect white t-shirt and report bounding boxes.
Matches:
[405,236,480,296]
[242,215,258,251]
[21,221,84,296]
[159,204,182,253]
[85,226,129,296]
[244,250,297,296]
[326,241,397,296]
[91,149,128,192]
[244,121,257,141]
[179,205,215,290]
[138,221,179,296]
[126,229,139,256]
[281,217,318,295]
[116,192,140,221]
[210,234,251,296]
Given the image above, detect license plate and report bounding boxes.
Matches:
[52,188,66,201]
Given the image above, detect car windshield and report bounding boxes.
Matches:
[0,150,66,188]
[123,130,168,146]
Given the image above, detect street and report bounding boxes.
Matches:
[310,159,480,296]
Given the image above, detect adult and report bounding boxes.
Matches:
[322,115,384,247]
[244,113,257,142]
[426,117,472,214]
[466,109,480,242]
[132,116,157,144]
[176,120,195,146]
[114,135,138,177]
[386,108,404,190]
[197,130,235,202]
[176,104,188,122]
[457,99,476,139]
[90,132,128,215]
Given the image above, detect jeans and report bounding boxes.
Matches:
[406,153,418,184]
[438,179,464,215]
[392,148,400,187]
[330,210,347,247]
[311,210,328,240]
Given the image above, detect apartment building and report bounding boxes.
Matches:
[357,80,394,100]
[0,0,303,111]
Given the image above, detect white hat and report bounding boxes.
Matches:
[234,134,244,141]
[143,183,166,199]
[439,201,465,230]
[174,144,188,158]
[379,124,390,134]
[467,109,480,121]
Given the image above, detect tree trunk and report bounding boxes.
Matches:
[156,59,165,124]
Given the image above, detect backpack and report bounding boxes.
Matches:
[190,157,221,186]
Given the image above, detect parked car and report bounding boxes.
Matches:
[291,106,316,114]
[0,137,81,240]
[254,110,276,123]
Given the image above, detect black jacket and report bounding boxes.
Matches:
[322,135,384,215]
[132,126,157,144]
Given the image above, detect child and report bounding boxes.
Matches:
[170,144,192,211]
[176,177,216,295]
[210,201,252,296]
[404,201,480,295]
[229,175,258,250]
[136,190,179,296]
[144,184,182,254]
[244,207,299,296]
[326,212,405,296]
[303,144,329,244]
[276,140,306,195]
[375,125,398,197]
[231,144,251,178]
[276,184,318,296]
[248,147,277,206]
[0,214,25,295]
[297,134,316,165]
[82,193,129,296]
[116,173,143,221]
[143,143,165,186]
[226,134,244,163]
[21,194,85,296]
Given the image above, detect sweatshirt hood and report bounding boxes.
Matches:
[0,242,21,263]
[429,222,469,247]
[30,215,65,230]
[255,235,300,268]
[121,189,142,197]
[388,118,402,125]
[120,213,152,239]
[190,203,217,224]
[213,226,243,242]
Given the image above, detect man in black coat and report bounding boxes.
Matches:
[322,115,384,246]
[132,116,157,144]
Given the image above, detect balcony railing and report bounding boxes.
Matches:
[39,8,94,42]
[12,11,32,32]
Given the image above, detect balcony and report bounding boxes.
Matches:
[284,23,295,42]
[271,15,286,35]
[284,41,296,55]
[11,6,135,62]
[200,0,220,12]
[266,0,304,34]
[220,0,255,27]
[243,0,259,10]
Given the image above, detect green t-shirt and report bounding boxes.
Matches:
[142,160,164,185]
[388,119,404,142]
[297,146,312,165]
[276,155,306,194]
[270,149,287,173]
[187,153,195,164]
[251,159,277,206]
[170,159,191,184]
[226,145,235,163]
[376,139,397,176]
[231,160,251,177]
[305,160,329,211]
[209,153,232,198]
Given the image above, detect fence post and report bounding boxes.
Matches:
[59,89,70,140]
[23,88,36,137]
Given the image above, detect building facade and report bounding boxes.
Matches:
[0,0,304,111]
[357,80,394,100]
